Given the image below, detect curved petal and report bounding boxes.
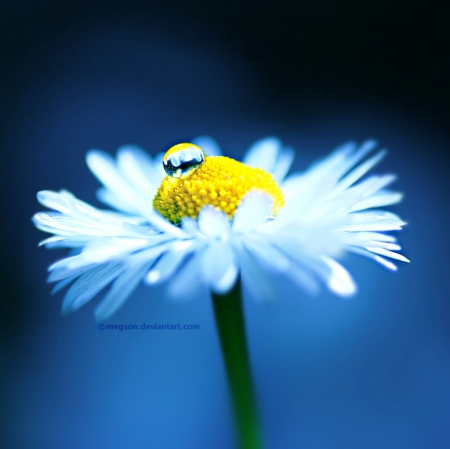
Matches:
[95,258,152,321]
[330,150,387,196]
[197,206,230,237]
[167,252,204,300]
[116,145,163,197]
[347,246,398,271]
[365,246,410,263]
[281,140,379,202]
[232,192,273,233]
[201,240,238,294]
[86,150,154,216]
[243,137,282,174]
[145,240,196,284]
[321,257,356,297]
[234,239,277,303]
[62,262,125,314]
[350,190,403,211]
[243,238,290,272]
[192,136,222,156]
[51,275,78,294]
[271,147,295,182]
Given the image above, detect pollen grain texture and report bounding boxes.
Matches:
[153,156,284,225]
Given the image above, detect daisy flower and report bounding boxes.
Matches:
[33,136,409,321]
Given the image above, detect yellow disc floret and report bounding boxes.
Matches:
[153,154,284,225]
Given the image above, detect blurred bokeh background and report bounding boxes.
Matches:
[1,1,449,448]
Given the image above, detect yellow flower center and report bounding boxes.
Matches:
[153,155,284,225]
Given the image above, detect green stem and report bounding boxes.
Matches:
[212,279,264,449]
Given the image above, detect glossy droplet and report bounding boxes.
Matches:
[162,143,205,178]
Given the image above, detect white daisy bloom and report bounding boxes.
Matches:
[33,137,409,321]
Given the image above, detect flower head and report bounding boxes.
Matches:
[33,137,409,320]
[154,151,284,224]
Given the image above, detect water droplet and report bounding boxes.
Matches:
[163,143,205,178]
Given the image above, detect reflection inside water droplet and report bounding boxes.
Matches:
[162,143,205,178]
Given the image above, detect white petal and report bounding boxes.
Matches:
[76,235,170,265]
[347,239,401,252]
[281,141,357,199]
[332,140,379,181]
[62,262,125,314]
[38,236,66,247]
[280,173,308,202]
[374,256,397,270]
[322,257,357,297]
[45,240,87,249]
[281,174,339,216]
[376,242,401,250]
[285,264,320,294]
[144,211,187,238]
[346,246,398,271]
[152,152,166,178]
[234,239,277,303]
[340,222,405,231]
[332,150,387,196]
[365,246,410,263]
[97,187,141,215]
[94,259,152,321]
[350,231,397,243]
[167,252,204,300]
[347,174,397,199]
[232,192,273,233]
[268,236,307,265]
[48,257,98,282]
[48,252,101,275]
[271,236,346,290]
[351,191,403,211]
[68,195,131,224]
[197,206,230,237]
[120,221,159,235]
[201,240,238,294]
[243,238,290,272]
[117,145,163,196]
[281,140,376,202]
[36,190,130,228]
[87,150,152,215]
[338,211,407,231]
[192,136,222,156]
[36,191,126,226]
[36,190,73,215]
[272,147,295,182]
[51,275,78,294]
[244,235,319,293]
[180,217,199,234]
[32,213,123,237]
[341,231,388,246]
[243,137,282,174]
[86,150,132,196]
[302,189,364,222]
[145,241,196,284]
[79,238,150,263]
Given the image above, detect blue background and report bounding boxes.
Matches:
[1,1,449,448]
